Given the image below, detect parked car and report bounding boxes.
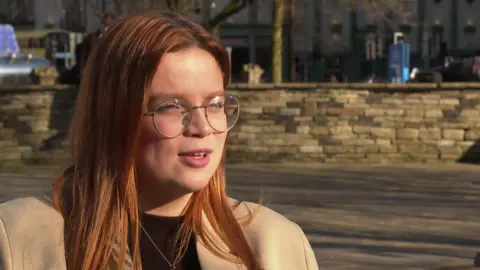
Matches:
[0,24,55,86]
[0,52,53,86]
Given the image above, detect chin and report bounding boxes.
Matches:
[176,169,216,192]
[174,153,223,192]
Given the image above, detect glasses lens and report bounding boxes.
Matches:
[206,95,240,132]
[153,99,190,137]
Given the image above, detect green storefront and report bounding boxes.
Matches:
[218,22,290,83]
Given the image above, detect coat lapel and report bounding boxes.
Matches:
[39,194,247,270]
[195,211,247,270]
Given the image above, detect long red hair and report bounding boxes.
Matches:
[53,11,261,270]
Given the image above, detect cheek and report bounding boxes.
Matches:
[136,121,176,163]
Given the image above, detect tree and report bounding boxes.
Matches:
[88,0,253,31]
[272,0,285,83]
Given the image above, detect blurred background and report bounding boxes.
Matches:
[2,0,480,84]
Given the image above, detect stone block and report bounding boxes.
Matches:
[329,126,353,135]
[279,108,301,116]
[0,140,18,148]
[438,146,463,155]
[242,107,263,114]
[379,145,398,153]
[460,109,480,118]
[0,149,21,161]
[419,128,441,140]
[355,145,379,153]
[464,128,480,140]
[311,126,329,135]
[327,108,363,117]
[457,141,476,148]
[313,116,329,125]
[437,140,455,147]
[439,98,460,106]
[299,145,323,153]
[286,101,302,108]
[370,127,396,139]
[240,125,263,133]
[439,153,461,161]
[385,109,404,116]
[262,125,285,133]
[236,132,256,139]
[331,153,366,160]
[442,129,465,140]
[404,97,421,104]
[365,108,385,116]
[296,125,310,134]
[0,128,16,139]
[294,116,313,123]
[425,109,443,118]
[323,145,353,154]
[397,128,419,139]
[330,133,357,140]
[382,98,404,105]
[398,143,427,153]
[375,139,391,146]
[247,120,276,125]
[441,122,469,129]
[303,101,317,116]
[342,139,375,145]
[353,126,371,134]
[263,139,286,146]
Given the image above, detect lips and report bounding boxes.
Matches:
[178,149,212,168]
[178,149,212,157]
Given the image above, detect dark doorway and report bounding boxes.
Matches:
[230,47,249,83]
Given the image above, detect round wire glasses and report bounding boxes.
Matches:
[144,95,240,138]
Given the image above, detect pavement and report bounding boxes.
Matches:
[1,163,479,270]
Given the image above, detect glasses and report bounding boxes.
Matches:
[144,95,240,138]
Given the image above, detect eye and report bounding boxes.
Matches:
[208,102,224,109]
[155,102,185,114]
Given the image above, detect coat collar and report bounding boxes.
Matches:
[39,194,246,270]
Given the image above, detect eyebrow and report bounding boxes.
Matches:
[147,90,225,106]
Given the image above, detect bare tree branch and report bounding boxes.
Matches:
[89,0,104,18]
[204,0,253,30]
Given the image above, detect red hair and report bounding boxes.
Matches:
[53,11,261,270]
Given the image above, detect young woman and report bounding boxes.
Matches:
[0,12,318,270]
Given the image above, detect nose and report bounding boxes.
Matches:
[183,107,212,138]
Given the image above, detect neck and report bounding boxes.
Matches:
[138,177,194,217]
[141,192,193,217]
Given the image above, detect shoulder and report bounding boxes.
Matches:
[0,196,66,270]
[0,195,61,225]
[229,198,319,270]
[230,198,298,231]
[0,195,64,241]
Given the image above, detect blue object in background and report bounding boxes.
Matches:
[0,24,20,54]
[388,43,410,83]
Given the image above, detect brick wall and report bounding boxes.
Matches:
[1,83,480,164]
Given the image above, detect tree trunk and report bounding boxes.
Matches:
[272,0,285,83]
[176,0,191,15]
[287,0,295,81]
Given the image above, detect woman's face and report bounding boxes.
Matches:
[136,48,227,198]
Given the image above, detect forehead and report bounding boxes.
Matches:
[148,48,224,103]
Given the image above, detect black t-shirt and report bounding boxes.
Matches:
[139,213,201,270]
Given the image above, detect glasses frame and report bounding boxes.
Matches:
[143,95,240,138]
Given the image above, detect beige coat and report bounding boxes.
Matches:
[0,195,318,270]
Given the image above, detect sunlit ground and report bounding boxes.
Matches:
[1,163,479,269]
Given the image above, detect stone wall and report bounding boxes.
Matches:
[1,83,480,164]
[0,85,76,164]
[226,83,480,163]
